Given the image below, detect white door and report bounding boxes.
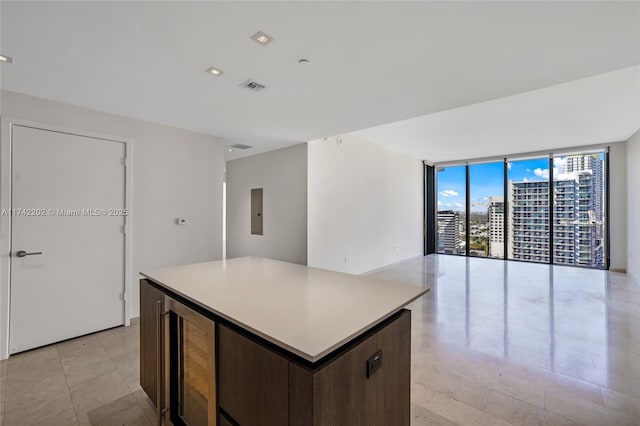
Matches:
[9,125,126,354]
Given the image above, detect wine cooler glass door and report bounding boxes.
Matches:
[164,296,216,426]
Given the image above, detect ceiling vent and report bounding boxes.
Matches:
[239,79,267,92]
[230,144,253,150]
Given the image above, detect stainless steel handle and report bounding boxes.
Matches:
[157,301,169,426]
[156,301,163,426]
[16,250,42,258]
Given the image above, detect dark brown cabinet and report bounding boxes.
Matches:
[217,311,410,426]
[290,310,411,426]
[140,278,411,426]
[218,415,234,426]
[218,325,289,425]
[139,279,163,406]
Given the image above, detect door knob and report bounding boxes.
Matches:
[15,250,42,258]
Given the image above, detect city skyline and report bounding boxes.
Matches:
[436,153,606,267]
[437,156,603,212]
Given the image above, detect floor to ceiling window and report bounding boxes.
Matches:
[430,150,608,269]
[508,157,551,264]
[469,162,505,258]
[551,153,606,268]
[436,165,466,255]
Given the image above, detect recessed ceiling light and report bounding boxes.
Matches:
[251,31,274,45]
[228,148,233,152]
[206,66,223,76]
[0,55,13,63]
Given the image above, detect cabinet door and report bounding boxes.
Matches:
[164,296,217,426]
[139,279,163,405]
[218,413,235,426]
[218,325,289,426]
[312,310,411,426]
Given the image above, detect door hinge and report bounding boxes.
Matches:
[119,292,126,302]
[121,157,128,167]
[121,224,128,234]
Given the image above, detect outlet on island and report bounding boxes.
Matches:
[367,350,383,378]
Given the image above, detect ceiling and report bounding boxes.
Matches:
[1,1,639,161]
[354,65,640,163]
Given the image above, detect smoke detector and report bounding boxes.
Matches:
[230,144,253,150]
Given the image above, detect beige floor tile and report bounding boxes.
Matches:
[411,402,458,426]
[411,381,436,409]
[427,392,512,426]
[3,373,73,426]
[30,409,78,426]
[98,327,139,359]
[534,368,605,407]
[69,371,137,426]
[110,353,139,385]
[90,398,151,426]
[7,346,62,383]
[127,384,157,425]
[61,346,118,387]
[56,334,103,359]
[544,387,637,426]
[484,390,582,426]
[413,364,491,411]
[449,354,546,408]
[0,362,6,417]
[600,387,640,420]
[601,373,640,401]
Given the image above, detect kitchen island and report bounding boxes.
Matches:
[139,257,427,426]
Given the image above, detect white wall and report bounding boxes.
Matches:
[226,144,307,265]
[308,134,423,274]
[609,142,628,272]
[627,130,640,281]
[0,90,225,318]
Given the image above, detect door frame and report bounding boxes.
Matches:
[0,117,133,359]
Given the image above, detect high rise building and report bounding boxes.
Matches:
[564,154,603,220]
[553,179,578,265]
[437,210,461,254]
[509,181,550,263]
[508,154,604,267]
[562,155,604,267]
[487,196,504,258]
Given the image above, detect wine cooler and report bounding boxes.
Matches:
[160,296,217,426]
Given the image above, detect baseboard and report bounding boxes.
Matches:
[360,255,424,276]
[609,267,627,273]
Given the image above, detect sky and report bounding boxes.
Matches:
[437,157,570,212]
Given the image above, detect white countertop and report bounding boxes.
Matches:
[141,257,428,363]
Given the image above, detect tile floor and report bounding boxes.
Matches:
[368,255,640,426]
[1,254,639,425]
